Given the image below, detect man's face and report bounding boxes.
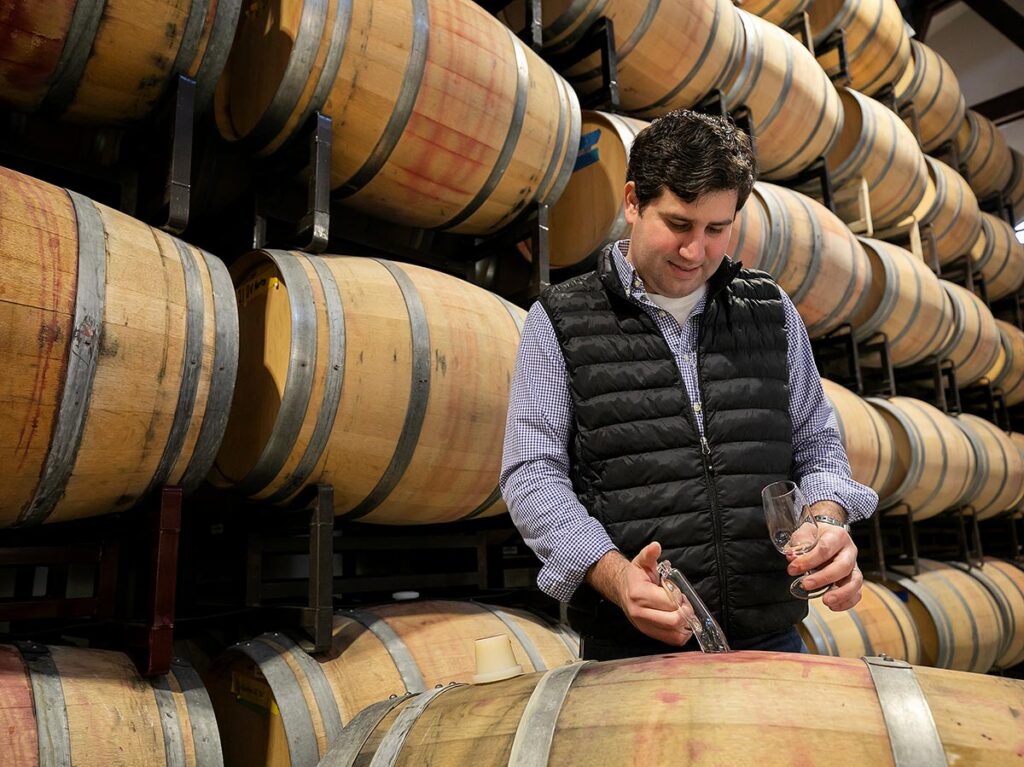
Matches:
[623,182,738,298]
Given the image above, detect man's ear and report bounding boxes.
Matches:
[624,181,640,224]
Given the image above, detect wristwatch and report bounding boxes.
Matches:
[814,514,850,533]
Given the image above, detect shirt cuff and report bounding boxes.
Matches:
[801,472,879,524]
[536,517,618,603]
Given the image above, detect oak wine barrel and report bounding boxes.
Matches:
[1007,149,1024,227]
[990,319,1024,406]
[912,155,982,265]
[721,9,843,180]
[1012,433,1024,512]
[848,238,953,367]
[727,184,773,272]
[935,280,1001,387]
[867,397,975,520]
[0,0,241,123]
[727,183,870,337]
[971,211,1024,301]
[886,559,1003,673]
[956,557,1024,669]
[213,252,525,523]
[319,653,1024,766]
[955,413,1024,521]
[538,111,647,269]
[0,643,221,766]
[501,0,741,116]
[0,167,238,528]
[825,88,929,229]
[820,379,894,495]
[215,0,580,235]
[738,0,811,26]
[808,0,911,96]
[206,601,578,767]
[799,579,921,663]
[893,39,966,152]
[955,109,1014,199]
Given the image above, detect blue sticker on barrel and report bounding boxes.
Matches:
[574,129,601,173]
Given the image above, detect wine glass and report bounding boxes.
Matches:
[761,480,831,599]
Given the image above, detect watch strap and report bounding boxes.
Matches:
[814,514,850,532]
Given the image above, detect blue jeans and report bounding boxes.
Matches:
[728,626,809,653]
[581,625,808,661]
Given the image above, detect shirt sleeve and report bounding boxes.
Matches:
[783,292,879,522]
[500,302,618,602]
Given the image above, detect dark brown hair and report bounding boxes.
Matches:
[627,109,756,213]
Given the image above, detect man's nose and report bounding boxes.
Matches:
[679,231,705,257]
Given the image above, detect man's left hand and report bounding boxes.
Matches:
[787,500,863,611]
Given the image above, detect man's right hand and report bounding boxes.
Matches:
[586,542,695,647]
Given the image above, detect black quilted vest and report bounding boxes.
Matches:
[539,246,808,641]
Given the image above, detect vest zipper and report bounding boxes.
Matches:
[695,316,730,638]
[699,433,730,637]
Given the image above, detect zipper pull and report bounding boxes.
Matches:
[700,436,714,475]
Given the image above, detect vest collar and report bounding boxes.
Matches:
[598,243,743,303]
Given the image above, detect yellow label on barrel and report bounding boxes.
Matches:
[231,670,274,714]
[236,275,279,308]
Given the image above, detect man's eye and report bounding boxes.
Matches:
[708,227,723,236]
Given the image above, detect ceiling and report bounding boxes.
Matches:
[913,1,1024,153]
[917,0,1024,233]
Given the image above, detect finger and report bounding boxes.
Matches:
[790,540,851,583]
[790,530,858,576]
[628,603,692,634]
[633,542,663,584]
[797,554,859,594]
[822,568,865,612]
[634,541,661,563]
[628,580,682,612]
[627,610,695,647]
[819,577,860,606]
[788,528,845,573]
[636,624,694,647]
[676,595,696,621]
[824,585,863,612]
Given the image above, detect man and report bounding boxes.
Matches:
[500,110,878,661]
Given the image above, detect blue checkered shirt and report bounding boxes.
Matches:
[500,241,879,603]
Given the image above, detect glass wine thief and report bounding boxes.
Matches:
[657,560,731,653]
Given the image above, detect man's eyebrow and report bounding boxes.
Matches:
[665,216,734,226]
[661,213,734,226]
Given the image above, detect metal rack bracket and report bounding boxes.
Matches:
[253,112,333,254]
[548,17,620,110]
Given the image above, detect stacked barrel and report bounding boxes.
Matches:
[1,0,577,524]
[1,2,568,765]
[802,365,1024,676]
[205,600,579,766]
[0,166,239,527]
[0,643,221,766]
[809,376,1024,675]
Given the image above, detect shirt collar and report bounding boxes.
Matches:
[612,239,707,317]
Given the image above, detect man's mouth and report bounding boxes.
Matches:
[669,261,700,276]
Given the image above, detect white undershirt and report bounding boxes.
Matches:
[646,284,707,326]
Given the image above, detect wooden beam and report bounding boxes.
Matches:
[907,0,959,42]
[972,86,1024,126]
[962,0,1024,53]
